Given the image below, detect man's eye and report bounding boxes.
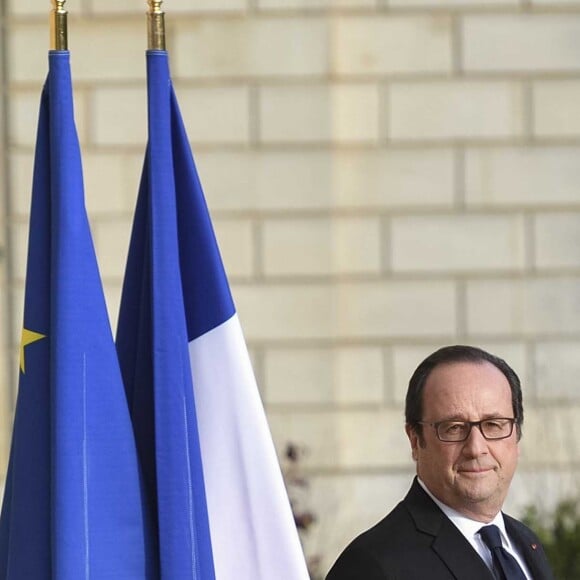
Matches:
[443,422,465,433]
[483,420,505,432]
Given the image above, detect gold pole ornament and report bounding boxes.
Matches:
[50,0,68,51]
[147,0,166,51]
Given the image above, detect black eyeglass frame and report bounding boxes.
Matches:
[415,418,518,442]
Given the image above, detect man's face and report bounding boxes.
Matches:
[406,361,520,522]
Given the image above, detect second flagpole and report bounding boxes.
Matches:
[148,0,166,51]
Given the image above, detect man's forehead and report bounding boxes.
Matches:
[422,360,511,404]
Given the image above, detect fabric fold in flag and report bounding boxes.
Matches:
[116,49,309,579]
[0,51,156,580]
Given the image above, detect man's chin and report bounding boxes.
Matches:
[454,471,498,500]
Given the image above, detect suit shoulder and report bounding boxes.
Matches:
[326,500,437,579]
[503,512,542,542]
[348,500,415,552]
[326,503,409,580]
[503,512,555,580]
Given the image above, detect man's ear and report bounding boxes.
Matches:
[405,423,419,461]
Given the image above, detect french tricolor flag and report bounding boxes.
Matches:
[116,50,309,579]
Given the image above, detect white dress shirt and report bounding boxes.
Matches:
[417,478,532,580]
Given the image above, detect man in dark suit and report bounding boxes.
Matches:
[326,345,554,580]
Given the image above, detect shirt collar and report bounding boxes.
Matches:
[417,478,509,543]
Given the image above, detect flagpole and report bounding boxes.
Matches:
[147,0,166,51]
[50,0,67,51]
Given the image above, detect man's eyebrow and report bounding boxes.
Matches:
[433,414,467,422]
[435,413,508,422]
[480,413,512,420]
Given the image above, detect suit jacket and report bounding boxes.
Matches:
[326,479,554,580]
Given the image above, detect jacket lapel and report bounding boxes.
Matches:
[431,521,495,580]
[405,480,494,580]
[504,515,555,580]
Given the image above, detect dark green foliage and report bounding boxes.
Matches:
[522,498,580,580]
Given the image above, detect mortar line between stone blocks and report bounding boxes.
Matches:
[524,212,536,275]
[454,147,466,211]
[0,0,17,411]
[525,79,535,142]
[452,13,463,77]
[214,206,560,221]
[299,466,416,478]
[379,82,390,145]
[77,87,92,148]
[85,88,98,149]
[456,279,468,339]
[381,216,392,276]
[249,83,260,147]
[248,335,580,354]
[383,345,394,407]
[252,220,264,280]
[525,341,537,402]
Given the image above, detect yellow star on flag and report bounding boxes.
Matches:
[20,328,46,374]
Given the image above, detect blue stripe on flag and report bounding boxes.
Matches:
[170,87,235,340]
[116,50,216,580]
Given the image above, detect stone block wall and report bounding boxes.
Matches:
[3,0,580,575]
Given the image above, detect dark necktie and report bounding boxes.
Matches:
[479,525,527,580]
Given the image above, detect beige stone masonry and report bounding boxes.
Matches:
[92,219,133,280]
[177,86,251,145]
[83,152,142,216]
[534,213,580,269]
[464,15,580,73]
[89,0,247,14]
[465,147,580,208]
[269,409,410,470]
[262,217,382,276]
[391,0,518,6]
[391,214,526,273]
[264,346,385,405]
[8,152,34,217]
[259,84,380,144]
[234,281,456,341]
[213,219,256,279]
[467,277,580,336]
[332,16,453,77]
[10,22,146,84]
[173,18,329,80]
[389,81,525,141]
[534,81,580,138]
[258,0,376,9]
[196,149,455,212]
[90,87,147,147]
[535,341,580,400]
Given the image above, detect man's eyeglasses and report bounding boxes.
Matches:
[416,418,517,442]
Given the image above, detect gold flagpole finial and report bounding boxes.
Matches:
[50,0,68,51]
[147,0,166,51]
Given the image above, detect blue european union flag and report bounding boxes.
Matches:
[0,52,156,579]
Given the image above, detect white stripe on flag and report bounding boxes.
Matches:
[189,315,309,580]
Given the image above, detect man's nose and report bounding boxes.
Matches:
[461,424,489,457]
